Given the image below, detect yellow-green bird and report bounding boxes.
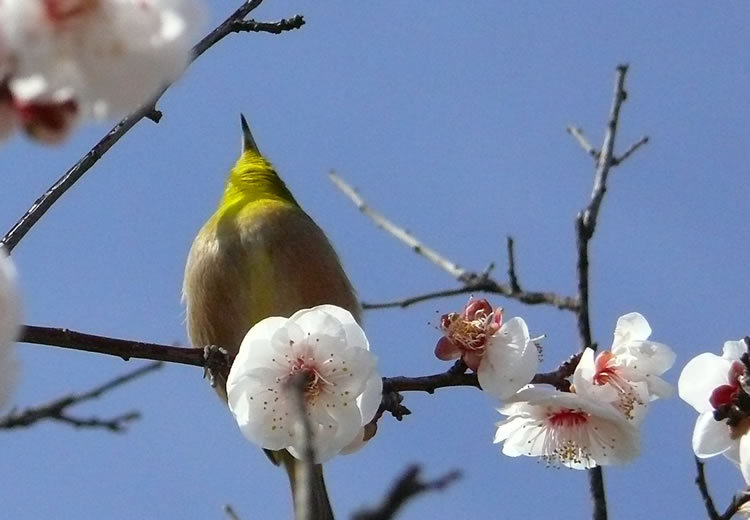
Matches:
[183,115,360,520]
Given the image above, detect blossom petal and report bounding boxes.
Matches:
[723,340,748,361]
[357,372,383,426]
[612,312,652,350]
[619,340,676,375]
[478,317,537,400]
[434,337,461,361]
[228,316,289,373]
[309,305,368,350]
[692,412,734,458]
[678,353,732,413]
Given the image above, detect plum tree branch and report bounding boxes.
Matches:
[352,465,461,520]
[1,0,304,252]
[329,172,578,312]
[694,458,750,520]
[0,362,162,432]
[568,64,648,520]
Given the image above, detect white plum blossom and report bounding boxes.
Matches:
[0,249,22,409]
[227,305,382,463]
[573,313,674,423]
[678,339,749,464]
[494,385,639,469]
[0,0,205,142]
[435,298,539,400]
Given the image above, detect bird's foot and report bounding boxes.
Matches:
[203,344,229,387]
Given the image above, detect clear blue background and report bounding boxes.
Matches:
[2,1,749,519]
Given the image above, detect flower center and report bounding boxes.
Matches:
[710,361,746,409]
[593,351,616,385]
[547,408,589,428]
[289,358,330,401]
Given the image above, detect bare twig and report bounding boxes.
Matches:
[612,135,649,165]
[21,325,231,373]
[506,236,521,293]
[287,373,317,520]
[352,465,460,520]
[568,65,648,520]
[1,0,304,252]
[330,172,578,312]
[329,171,468,280]
[695,458,720,520]
[567,126,598,159]
[694,458,750,520]
[232,14,305,34]
[0,362,162,432]
[223,505,242,520]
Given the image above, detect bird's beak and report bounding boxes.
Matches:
[240,113,260,155]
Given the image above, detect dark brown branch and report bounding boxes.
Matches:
[0,362,162,432]
[1,0,303,252]
[330,172,578,313]
[224,505,242,520]
[352,465,460,520]
[21,325,231,372]
[231,14,305,34]
[695,458,720,520]
[22,324,577,422]
[694,458,750,520]
[569,65,648,520]
[506,236,521,293]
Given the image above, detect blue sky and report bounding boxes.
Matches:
[3,1,750,519]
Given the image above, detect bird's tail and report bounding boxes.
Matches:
[270,449,335,520]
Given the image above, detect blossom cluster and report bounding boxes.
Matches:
[679,338,750,490]
[434,300,675,469]
[0,0,204,143]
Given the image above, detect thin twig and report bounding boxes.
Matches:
[329,171,468,280]
[232,15,305,34]
[352,465,461,520]
[569,64,648,520]
[695,458,720,520]
[506,236,521,293]
[21,325,231,372]
[613,136,649,165]
[1,0,304,252]
[694,458,750,520]
[330,172,578,312]
[0,362,162,432]
[223,505,242,520]
[567,126,599,159]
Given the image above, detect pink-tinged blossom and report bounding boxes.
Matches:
[494,385,639,469]
[574,313,674,423]
[678,339,748,463]
[227,305,382,463]
[435,299,538,400]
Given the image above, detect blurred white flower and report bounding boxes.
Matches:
[435,298,538,400]
[0,0,205,142]
[227,305,382,463]
[678,339,748,463]
[0,249,22,410]
[494,385,639,469]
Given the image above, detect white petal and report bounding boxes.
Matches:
[612,312,652,350]
[574,347,596,384]
[741,434,750,485]
[678,353,732,413]
[478,317,537,400]
[310,304,368,350]
[723,339,748,361]
[619,340,676,375]
[229,316,289,376]
[692,412,734,458]
[643,374,673,400]
[356,372,383,426]
[288,307,347,347]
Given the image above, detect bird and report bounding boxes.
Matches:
[183,115,360,520]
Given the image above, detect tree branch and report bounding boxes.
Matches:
[352,465,460,520]
[329,172,578,312]
[1,0,304,252]
[694,458,750,520]
[0,362,162,432]
[568,64,648,520]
